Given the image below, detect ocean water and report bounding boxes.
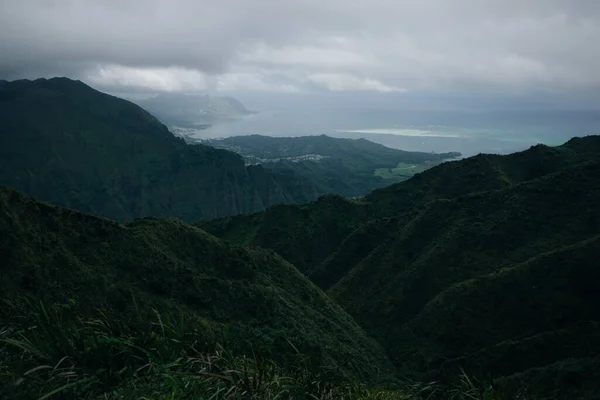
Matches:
[192,108,600,157]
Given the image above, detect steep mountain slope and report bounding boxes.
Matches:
[330,159,600,353]
[203,136,600,396]
[203,137,600,273]
[398,237,600,385]
[203,134,460,198]
[366,136,600,216]
[0,78,318,222]
[200,195,371,274]
[0,187,394,384]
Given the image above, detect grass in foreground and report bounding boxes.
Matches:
[1,301,529,399]
[0,301,391,399]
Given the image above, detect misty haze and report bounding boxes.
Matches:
[1,1,600,399]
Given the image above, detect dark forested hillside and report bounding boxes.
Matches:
[200,194,372,274]
[0,187,395,398]
[330,159,600,368]
[0,78,318,222]
[204,137,600,269]
[203,136,600,398]
[3,76,600,398]
[203,134,460,198]
[366,135,600,216]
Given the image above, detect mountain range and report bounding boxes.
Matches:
[0,78,457,222]
[1,77,599,399]
[0,78,318,222]
[201,136,600,397]
[0,186,395,395]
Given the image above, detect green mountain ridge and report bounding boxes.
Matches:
[0,78,321,222]
[400,236,600,372]
[2,76,599,398]
[203,136,600,398]
[202,134,460,198]
[203,137,600,270]
[0,186,395,398]
[204,134,459,162]
[365,136,600,215]
[199,195,372,274]
[331,158,600,362]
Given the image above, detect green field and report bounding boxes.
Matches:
[374,162,436,179]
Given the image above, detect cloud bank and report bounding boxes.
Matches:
[1,0,599,93]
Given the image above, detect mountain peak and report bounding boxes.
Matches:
[3,76,88,89]
[0,79,320,222]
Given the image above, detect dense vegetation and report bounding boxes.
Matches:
[203,134,460,198]
[0,78,320,222]
[0,187,397,398]
[0,78,459,223]
[2,77,599,398]
[203,136,600,398]
[200,195,372,274]
[0,191,546,399]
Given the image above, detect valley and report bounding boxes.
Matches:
[1,77,599,399]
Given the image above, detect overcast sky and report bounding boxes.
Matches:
[1,0,599,95]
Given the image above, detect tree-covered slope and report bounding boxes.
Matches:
[204,137,600,274]
[199,194,371,274]
[0,78,318,222]
[312,136,600,291]
[203,134,460,198]
[397,236,600,380]
[366,135,600,216]
[0,187,394,389]
[330,158,600,348]
[203,136,600,397]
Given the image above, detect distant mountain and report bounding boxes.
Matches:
[201,136,600,398]
[203,134,460,198]
[0,186,395,398]
[134,92,253,128]
[0,78,318,221]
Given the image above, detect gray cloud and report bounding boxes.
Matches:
[1,0,600,93]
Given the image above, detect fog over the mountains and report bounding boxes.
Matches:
[1,0,600,102]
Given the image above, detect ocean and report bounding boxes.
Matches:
[191,108,600,157]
